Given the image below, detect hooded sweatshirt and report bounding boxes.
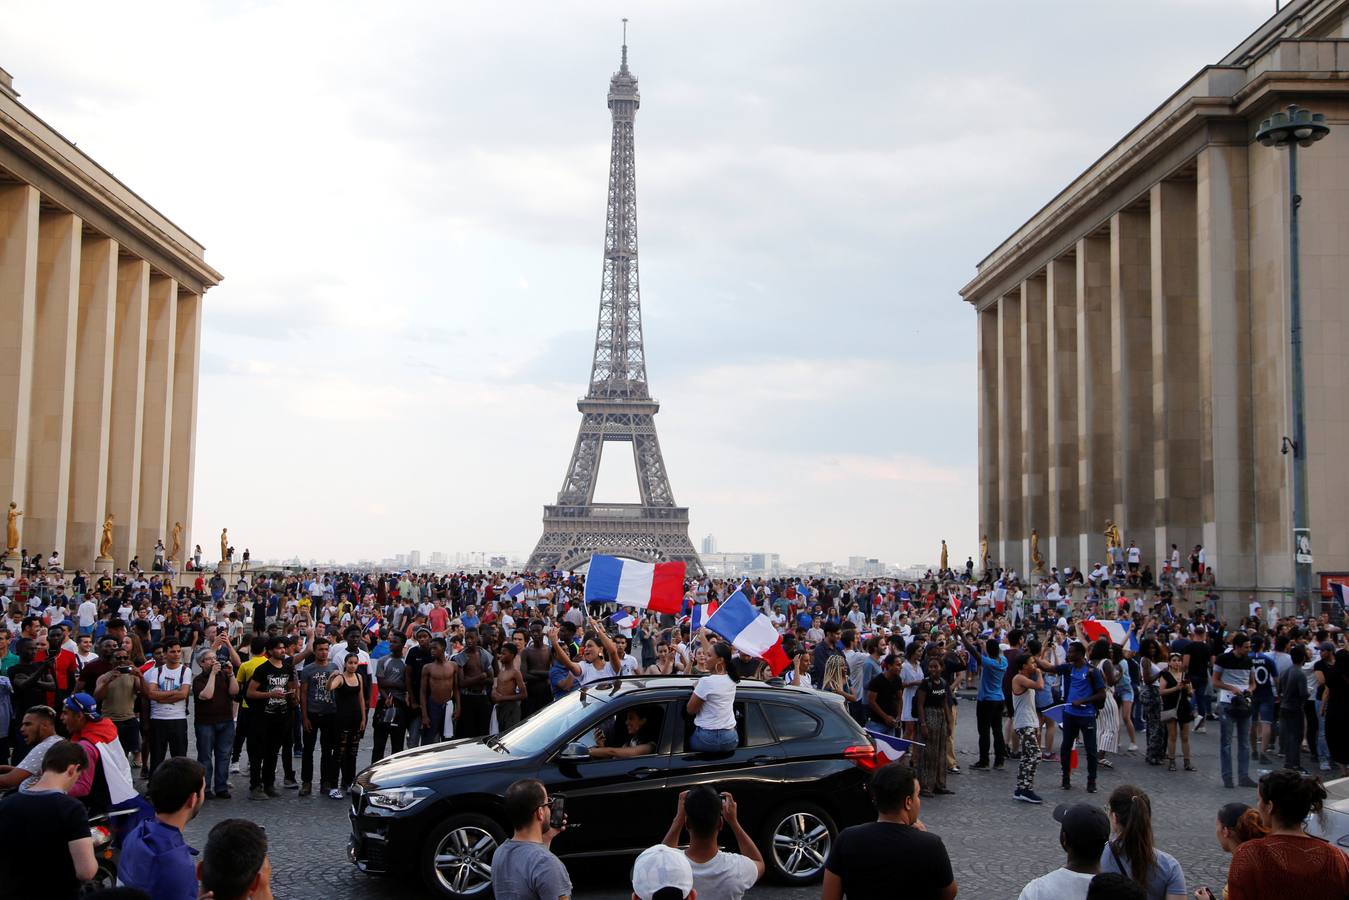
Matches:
[117,817,198,900]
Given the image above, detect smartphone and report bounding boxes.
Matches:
[548,795,566,831]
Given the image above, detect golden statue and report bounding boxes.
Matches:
[939,540,949,572]
[1104,519,1122,551]
[220,528,228,563]
[979,534,990,572]
[1030,528,1045,574]
[98,513,115,560]
[5,502,20,552]
[169,521,182,562]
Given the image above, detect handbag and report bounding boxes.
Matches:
[1160,706,1178,722]
[1227,692,1251,716]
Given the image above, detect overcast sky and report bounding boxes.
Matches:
[7,0,1274,566]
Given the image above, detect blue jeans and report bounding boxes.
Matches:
[690,727,737,752]
[1189,677,1212,719]
[1218,702,1251,785]
[195,720,235,794]
[1317,698,1332,767]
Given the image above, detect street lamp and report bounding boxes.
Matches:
[1255,104,1330,613]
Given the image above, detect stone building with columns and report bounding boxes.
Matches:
[0,66,220,571]
[959,0,1349,604]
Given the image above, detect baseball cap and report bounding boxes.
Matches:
[64,692,102,721]
[631,844,693,900]
[1320,641,1336,653]
[1052,802,1110,846]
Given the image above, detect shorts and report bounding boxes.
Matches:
[1116,683,1134,703]
[1255,699,1276,724]
[114,718,141,754]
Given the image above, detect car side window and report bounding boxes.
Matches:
[571,704,665,757]
[762,703,820,742]
[741,702,775,748]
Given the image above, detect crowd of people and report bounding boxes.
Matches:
[1,563,1348,898]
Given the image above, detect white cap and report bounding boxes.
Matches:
[631,844,693,900]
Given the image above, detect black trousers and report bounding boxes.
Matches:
[975,699,1006,765]
[149,718,188,776]
[458,693,491,738]
[248,712,293,789]
[1060,714,1099,785]
[371,711,405,764]
[232,704,250,762]
[301,713,336,787]
[1280,708,1305,770]
[1304,700,1321,765]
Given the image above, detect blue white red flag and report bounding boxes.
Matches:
[506,582,525,601]
[690,599,720,632]
[865,726,922,762]
[1039,703,1068,726]
[705,592,791,676]
[583,555,686,615]
[609,610,637,630]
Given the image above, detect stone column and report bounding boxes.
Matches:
[1076,233,1112,566]
[137,275,177,566]
[1197,144,1254,587]
[998,290,1023,572]
[107,257,149,565]
[167,290,202,572]
[1151,180,1202,571]
[0,185,38,541]
[1046,255,1079,572]
[67,237,118,567]
[27,210,80,558]
[978,305,1000,570]
[1110,208,1154,553]
[1020,275,1048,577]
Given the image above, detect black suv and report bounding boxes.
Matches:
[349,677,881,898]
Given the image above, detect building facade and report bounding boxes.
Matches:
[960,0,1349,602]
[0,67,220,571]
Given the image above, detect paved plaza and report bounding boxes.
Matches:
[180,695,1252,898]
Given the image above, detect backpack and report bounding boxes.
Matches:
[1088,665,1107,711]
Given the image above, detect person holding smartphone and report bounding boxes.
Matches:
[492,779,571,900]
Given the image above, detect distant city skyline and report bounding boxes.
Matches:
[2,1,1273,566]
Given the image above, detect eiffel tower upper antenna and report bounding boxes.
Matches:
[621,18,628,70]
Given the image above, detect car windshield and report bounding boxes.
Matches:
[495,684,621,756]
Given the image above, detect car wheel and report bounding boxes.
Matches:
[760,802,836,884]
[421,813,505,899]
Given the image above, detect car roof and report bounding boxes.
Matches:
[585,675,820,700]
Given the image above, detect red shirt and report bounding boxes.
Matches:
[1227,834,1349,900]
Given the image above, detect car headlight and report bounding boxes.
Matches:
[366,787,432,812]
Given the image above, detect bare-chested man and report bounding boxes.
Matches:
[522,621,554,717]
[420,638,459,743]
[491,642,526,732]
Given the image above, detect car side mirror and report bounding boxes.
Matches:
[559,742,590,763]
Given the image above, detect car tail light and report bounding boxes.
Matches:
[90,825,112,847]
[844,744,882,771]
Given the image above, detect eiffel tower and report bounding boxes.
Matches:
[526,28,704,578]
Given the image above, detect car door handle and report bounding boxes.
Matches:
[629,767,662,779]
[749,755,776,766]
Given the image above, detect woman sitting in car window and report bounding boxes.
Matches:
[687,637,740,752]
[589,706,661,759]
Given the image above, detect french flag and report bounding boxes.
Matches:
[583,555,685,615]
[1082,618,1138,651]
[796,582,811,603]
[690,599,719,632]
[947,593,961,618]
[865,726,921,762]
[609,610,637,630]
[506,582,525,602]
[705,591,791,676]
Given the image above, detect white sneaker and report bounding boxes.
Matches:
[329,788,344,799]
[229,762,240,774]
[1127,743,1138,752]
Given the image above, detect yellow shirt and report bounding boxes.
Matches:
[237,655,267,708]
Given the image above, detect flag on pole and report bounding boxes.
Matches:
[1081,619,1138,651]
[690,599,719,632]
[705,592,791,675]
[583,555,686,615]
[506,582,525,602]
[609,610,637,630]
[796,582,811,603]
[947,593,961,618]
[865,726,923,762]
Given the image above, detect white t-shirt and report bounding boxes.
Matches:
[77,600,98,628]
[688,851,759,900]
[693,674,737,730]
[1016,867,1093,900]
[579,660,619,686]
[145,664,190,719]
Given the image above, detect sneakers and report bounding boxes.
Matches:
[947,766,961,774]
[229,762,241,774]
[969,762,990,770]
[250,787,267,801]
[934,787,955,795]
[1013,788,1044,804]
[1238,777,1258,788]
[1086,782,1098,794]
[215,790,232,800]
[1127,743,1138,752]
[264,786,280,798]
[1041,751,1059,762]
[299,782,312,797]
[283,777,299,789]
[1061,778,1072,790]
[328,788,344,800]
[992,762,1005,771]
